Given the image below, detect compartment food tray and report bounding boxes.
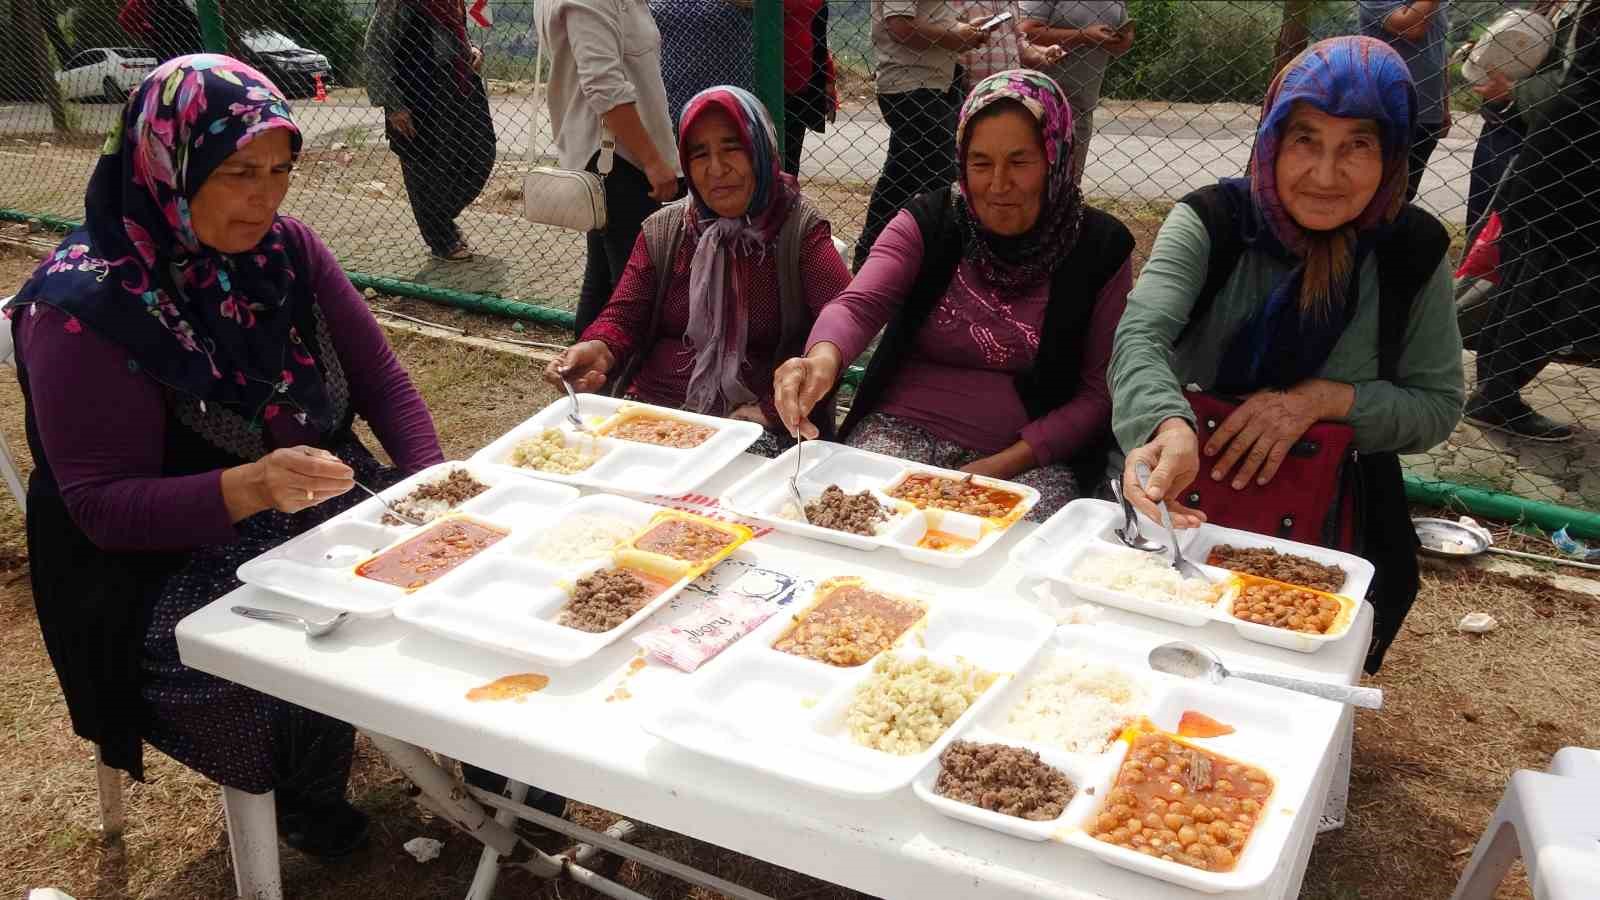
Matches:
[236,461,579,616]
[1010,499,1374,652]
[719,441,1039,568]
[473,395,763,498]
[641,574,1055,796]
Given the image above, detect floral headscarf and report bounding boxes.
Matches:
[676,85,799,416]
[954,70,1083,290]
[1214,36,1415,394]
[6,55,334,431]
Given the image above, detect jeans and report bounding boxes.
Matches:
[575,153,666,337]
[853,84,960,268]
[1466,106,1525,232]
[1405,119,1449,202]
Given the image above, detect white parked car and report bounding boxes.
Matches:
[55,47,158,102]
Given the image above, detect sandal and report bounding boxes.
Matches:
[431,242,474,262]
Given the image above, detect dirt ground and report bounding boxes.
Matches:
[1,246,1595,900]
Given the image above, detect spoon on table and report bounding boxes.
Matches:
[1148,641,1384,710]
[350,480,428,527]
[1108,477,1164,552]
[232,605,352,639]
[1134,463,1210,581]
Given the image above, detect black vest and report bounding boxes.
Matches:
[840,186,1134,484]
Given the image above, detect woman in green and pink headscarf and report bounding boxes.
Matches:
[775,69,1136,520]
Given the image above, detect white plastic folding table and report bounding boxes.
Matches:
[175,454,1372,900]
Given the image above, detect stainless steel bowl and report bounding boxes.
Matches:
[1413,517,1491,558]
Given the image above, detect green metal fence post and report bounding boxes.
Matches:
[195,0,228,55]
[753,0,785,149]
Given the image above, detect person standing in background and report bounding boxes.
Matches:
[782,0,837,176]
[1465,0,1575,231]
[539,0,682,336]
[1019,1,1133,187]
[957,0,1066,91]
[366,0,497,262]
[650,0,756,129]
[854,1,990,269]
[1358,0,1452,201]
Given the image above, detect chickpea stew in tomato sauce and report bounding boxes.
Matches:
[1230,576,1347,635]
[602,414,717,449]
[632,518,739,563]
[1091,733,1273,872]
[886,473,1023,519]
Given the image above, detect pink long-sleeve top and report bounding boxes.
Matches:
[13,218,444,552]
[583,218,852,425]
[806,209,1132,465]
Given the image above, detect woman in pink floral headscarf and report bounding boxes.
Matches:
[6,55,442,856]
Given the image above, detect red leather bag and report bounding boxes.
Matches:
[1179,391,1361,551]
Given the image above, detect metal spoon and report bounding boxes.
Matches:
[1109,477,1165,552]
[351,480,428,527]
[232,605,352,638]
[1134,463,1210,581]
[559,377,588,432]
[1148,641,1384,709]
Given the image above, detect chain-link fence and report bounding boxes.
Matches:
[2,0,1598,530]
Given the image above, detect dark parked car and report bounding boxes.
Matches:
[239,29,331,98]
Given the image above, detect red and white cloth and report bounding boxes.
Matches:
[468,0,491,28]
[958,0,1030,87]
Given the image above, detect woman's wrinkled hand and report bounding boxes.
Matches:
[543,341,613,394]
[1123,418,1204,529]
[1204,389,1323,490]
[772,346,842,440]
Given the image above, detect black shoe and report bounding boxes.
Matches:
[279,799,370,859]
[1464,394,1575,442]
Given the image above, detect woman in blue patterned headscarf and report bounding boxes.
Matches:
[6,55,443,855]
[1114,37,1463,672]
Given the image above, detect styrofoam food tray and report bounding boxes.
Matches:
[641,575,1054,796]
[1011,499,1374,652]
[473,395,763,498]
[392,497,715,667]
[913,624,1336,893]
[236,461,579,616]
[719,441,1039,568]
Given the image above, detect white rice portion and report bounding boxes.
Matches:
[1069,549,1221,608]
[998,655,1148,754]
[532,515,638,565]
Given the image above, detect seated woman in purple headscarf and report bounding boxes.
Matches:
[5,56,443,856]
[544,85,852,454]
[1111,37,1464,672]
[773,70,1137,521]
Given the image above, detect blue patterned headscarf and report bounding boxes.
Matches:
[1214,36,1416,394]
[5,54,333,431]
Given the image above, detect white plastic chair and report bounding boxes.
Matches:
[0,298,25,514]
[1450,747,1600,900]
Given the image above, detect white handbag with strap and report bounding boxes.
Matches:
[523,6,610,232]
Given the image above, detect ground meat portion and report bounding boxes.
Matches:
[382,469,490,525]
[1205,545,1346,592]
[934,741,1076,821]
[559,568,655,633]
[803,485,889,536]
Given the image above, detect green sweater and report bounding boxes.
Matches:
[1110,203,1464,456]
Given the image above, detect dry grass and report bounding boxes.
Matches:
[1,246,1597,899]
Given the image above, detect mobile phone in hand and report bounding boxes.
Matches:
[1115,18,1135,35]
[980,10,1014,31]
